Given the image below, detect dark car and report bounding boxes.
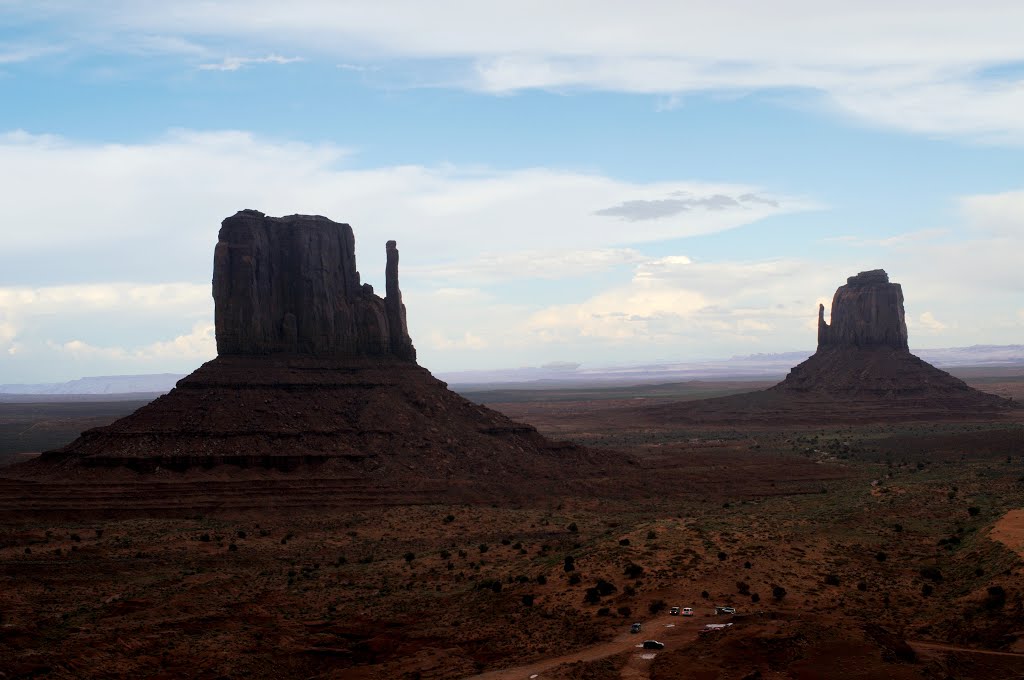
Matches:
[715,606,736,615]
[669,606,680,616]
[642,640,665,650]
[630,622,642,633]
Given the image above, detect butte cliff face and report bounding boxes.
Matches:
[817,269,908,351]
[11,211,617,510]
[213,210,415,361]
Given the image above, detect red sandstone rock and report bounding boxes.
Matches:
[817,269,908,351]
[213,210,415,361]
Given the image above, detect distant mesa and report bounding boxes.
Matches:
[5,210,614,510]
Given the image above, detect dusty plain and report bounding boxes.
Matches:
[1,370,1023,679]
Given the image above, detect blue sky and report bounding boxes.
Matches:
[1,1,1023,382]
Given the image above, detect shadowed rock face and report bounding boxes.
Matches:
[213,210,416,361]
[817,269,909,351]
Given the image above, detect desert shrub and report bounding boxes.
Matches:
[624,563,644,579]
[743,561,752,569]
[875,552,887,562]
[772,585,787,601]
[919,567,943,582]
[443,514,455,524]
[515,574,530,584]
[701,590,709,599]
[623,585,636,596]
[199,533,211,542]
[228,543,238,552]
[439,550,450,560]
[501,537,511,545]
[736,581,750,595]
[893,523,903,532]
[648,599,667,614]
[567,522,579,533]
[968,506,981,517]
[336,556,347,566]
[536,574,547,585]
[619,538,631,546]
[857,580,867,591]
[568,573,582,586]
[717,551,727,561]
[646,530,657,540]
[750,593,760,603]
[617,606,632,617]
[584,588,601,604]
[458,549,468,558]
[983,586,1006,610]
[476,579,502,593]
[522,594,535,606]
[70,534,81,542]
[95,529,104,539]
[404,552,415,563]
[595,579,617,596]
[259,529,270,537]
[921,583,934,596]
[824,574,840,586]
[478,544,489,553]
[564,555,576,572]
[974,567,984,577]
[512,542,522,550]
[597,607,611,616]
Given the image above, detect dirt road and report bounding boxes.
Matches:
[469,614,704,680]
[990,508,1024,558]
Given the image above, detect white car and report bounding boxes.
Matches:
[681,607,694,616]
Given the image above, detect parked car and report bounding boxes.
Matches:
[715,606,736,615]
[642,640,665,650]
[669,606,680,616]
[699,623,733,635]
[630,622,642,633]
[681,607,694,616]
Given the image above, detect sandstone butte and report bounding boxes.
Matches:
[5,211,619,509]
[627,269,1015,425]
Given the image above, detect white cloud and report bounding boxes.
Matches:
[524,257,830,349]
[961,189,1024,237]
[0,282,209,314]
[0,130,805,278]
[914,312,948,333]
[407,248,646,282]
[198,54,303,71]
[25,1,1024,141]
[48,322,215,362]
[427,331,488,351]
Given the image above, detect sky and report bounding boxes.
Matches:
[1,1,1023,383]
